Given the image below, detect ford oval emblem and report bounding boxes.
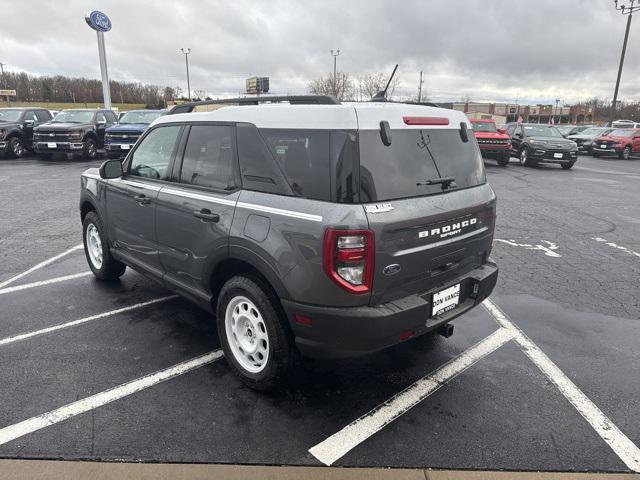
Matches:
[382,264,402,276]
[85,11,112,33]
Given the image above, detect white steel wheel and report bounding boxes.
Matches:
[224,295,270,374]
[85,223,103,269]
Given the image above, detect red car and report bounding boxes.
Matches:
[592,128,640,159]
[470,119,511,166]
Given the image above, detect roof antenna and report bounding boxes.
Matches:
[371,64,398,102]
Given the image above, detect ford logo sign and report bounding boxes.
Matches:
[382,264,402,276]
[85,10,112,33]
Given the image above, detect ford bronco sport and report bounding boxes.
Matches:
[79,96,498,390]
[34,108,117,160]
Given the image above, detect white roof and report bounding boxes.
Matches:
[153,102,470,130]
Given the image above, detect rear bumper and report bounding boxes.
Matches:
[282,261,498,359]
[34,142,84,153]
[0,141,8,151]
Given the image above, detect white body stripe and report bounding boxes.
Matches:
[161,187,236,206]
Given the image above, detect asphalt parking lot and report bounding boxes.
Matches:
[0,152,639,473]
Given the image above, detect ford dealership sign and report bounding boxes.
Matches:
[85,10,112,32]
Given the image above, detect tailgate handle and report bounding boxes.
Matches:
[431,261,459,276]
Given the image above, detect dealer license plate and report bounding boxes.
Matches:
[553,153,563,159]
[600,144,607,148]
[47,143,56,148]
[432,283,460,316]
[120,144,130,150]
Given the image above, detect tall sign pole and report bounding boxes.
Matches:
[85,11,113,110]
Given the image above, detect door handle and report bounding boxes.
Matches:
[193,208,220,222]
[133,194,151,205]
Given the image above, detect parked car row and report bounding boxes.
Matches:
[0,107,163,160]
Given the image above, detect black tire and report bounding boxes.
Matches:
[497,158,509,167]
[217,275,295,391]
[82,211,126,280]
[519,147,535,167]
[619,145,631,160]
[592,151,599,157]
[561,162,574,170]
[8,137,25,158]
[83,138,98,160]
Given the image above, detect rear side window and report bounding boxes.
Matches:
[260,129,331,202]
[358,129,485,202]
[179,125,236,191]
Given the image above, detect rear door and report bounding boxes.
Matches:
[357,122,496,307]
[155,123,239,298]
[633,129,640,153]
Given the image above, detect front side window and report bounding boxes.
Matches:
[96,112,107,124]
[179,125,236,191]
[128,125,181,180]
[358,128,485,202]
[35,110,51,123]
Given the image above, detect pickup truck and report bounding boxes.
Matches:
[33,109,118,160]
[470,119,511,166]
[0,108,53,158]
[104,109,164,159]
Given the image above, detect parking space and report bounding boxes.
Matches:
[1,152,639,473]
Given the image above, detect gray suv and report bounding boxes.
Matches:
[79,96,498,390]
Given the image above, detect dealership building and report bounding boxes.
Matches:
[443,101,594,124]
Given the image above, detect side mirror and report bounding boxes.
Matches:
[515,133,523,138]
[99,159,123,179]
[498,128,507,134]
[24,119,34,127]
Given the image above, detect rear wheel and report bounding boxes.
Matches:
[82,211,126,280]
[619,145,631,160]
[8,137,25,158]
[217,275,295,391]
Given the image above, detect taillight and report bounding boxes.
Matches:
[323,229,375,294]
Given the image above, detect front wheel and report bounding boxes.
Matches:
[8,137,25,158]
[519,147,534,167]
[217,275,295,391]
[82,211,126,280]
[498,157,509,167]
[83,138,97,160]
[561,162,575,170]
[619,145,631,160]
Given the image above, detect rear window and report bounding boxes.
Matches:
[358,129,485,202]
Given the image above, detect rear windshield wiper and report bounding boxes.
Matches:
[416,176,457,190]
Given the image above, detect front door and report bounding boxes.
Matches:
[105,124,183,278]
[95,112,108,146]
[156,124,239,298]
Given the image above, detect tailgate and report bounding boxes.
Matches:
[364,184,496,305]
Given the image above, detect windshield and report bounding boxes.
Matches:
[358,128,485,202]
[608,129,636,137]
[118,111,162,124]
[0,109,23,123]
[52,111,94,123]
[524,125,563,138]
[556,126,574,134]
[471,122,497,133]
[579,127,609,136]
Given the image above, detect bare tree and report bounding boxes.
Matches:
[308,72,355,101]
[193,89,207,101]
[358,72,399,100]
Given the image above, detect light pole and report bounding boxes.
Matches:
[555,98,560,124]
[610,0,639,125]
[180,48,191,101]
[330,49,340,97]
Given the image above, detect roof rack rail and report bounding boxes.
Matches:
[167,95,340,115]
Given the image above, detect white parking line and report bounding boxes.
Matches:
[0,272,92,296]
[483,298,640,472]
[0,296,178,347]
[0,350,224,447]
[308,328,515,466]
[593,237,640,259]
[0,244,83,289]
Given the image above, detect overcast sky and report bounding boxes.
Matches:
[1,0,639,105]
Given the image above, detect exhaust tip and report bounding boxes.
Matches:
[438,323,454,338]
